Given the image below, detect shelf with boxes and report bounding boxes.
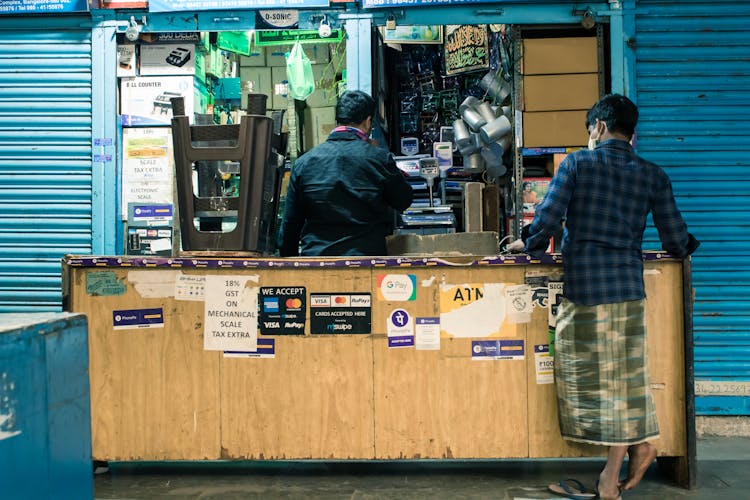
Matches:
[115,29,348,257]
[509,26,606,245]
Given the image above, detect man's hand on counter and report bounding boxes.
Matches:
[506,238,526,253]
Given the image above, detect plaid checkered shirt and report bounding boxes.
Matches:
[524,139,698,306]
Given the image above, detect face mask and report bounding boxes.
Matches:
[588,136,598,150]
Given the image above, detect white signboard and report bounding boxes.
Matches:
[121,127,174,219]
[204,275,259,351]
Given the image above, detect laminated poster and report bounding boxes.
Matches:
[204,275,258,351]
[121,127,174,219]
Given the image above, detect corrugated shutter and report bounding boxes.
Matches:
[0,19,92,311]
[635,0,750,414]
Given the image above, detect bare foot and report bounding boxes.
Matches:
[621,442,657,490]
[598,472,623,500]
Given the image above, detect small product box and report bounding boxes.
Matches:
[303,106,336,150]
[117,44,136,77]
[120,76,195,126]
[522,177,552,214]
[239,46,266,67]
[139,44,196,76]
[271,66,290,110]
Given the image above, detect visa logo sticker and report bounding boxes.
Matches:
[310,295,331,307]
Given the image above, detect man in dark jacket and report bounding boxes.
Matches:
[277,90,413,256]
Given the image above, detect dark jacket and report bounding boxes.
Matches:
[277,130,413,256]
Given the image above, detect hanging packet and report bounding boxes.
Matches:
[285,41,315,100]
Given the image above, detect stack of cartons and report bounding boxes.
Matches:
[238,43,341,152]
[521,37,599,148]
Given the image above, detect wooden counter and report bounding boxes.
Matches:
[62,253,695,487]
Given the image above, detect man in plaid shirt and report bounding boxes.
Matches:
[516,94,699,499]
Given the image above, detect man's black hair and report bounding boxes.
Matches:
[336,90,376,126]
[585,93,639,138]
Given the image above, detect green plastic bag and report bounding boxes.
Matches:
[285,41,315,100]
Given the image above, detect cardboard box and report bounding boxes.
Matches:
[239,66,272,110]
[271,66,289,109]
[239,46,266,67]
[117,44,136,77]
[266,45,289,66]
[306,64,338,108]
[522,110,588,148]
[139,44,196,76]
[522,177,551,214]
[304,43,331,65]
[120,76,196,126]
[522,37,598,75]
[265,44,330,66]
[194,51,206,82]
[523,73,599,112]
[303,106,336,150]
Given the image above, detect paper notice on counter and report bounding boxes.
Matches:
[175,273,206,301]
[204,275,258,351]
[505,284,532,323]
[415,317,440,350]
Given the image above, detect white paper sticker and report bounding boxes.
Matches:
[204,275,258,352]
[127,269,180,298]
[505,284,532,323]
[175,273,206,301]
[149,238,172,252]
[415,317,440,350]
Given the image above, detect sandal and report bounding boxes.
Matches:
[547,478,597,499]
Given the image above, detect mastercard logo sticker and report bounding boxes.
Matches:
[334,296,347,304]
[285,298,303,309]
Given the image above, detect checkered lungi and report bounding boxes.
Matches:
[554,298,660,446]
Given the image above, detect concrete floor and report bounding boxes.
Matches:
[94,437,750,499]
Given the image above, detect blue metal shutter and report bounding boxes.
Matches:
[0,19,92,311]
[635,0,750,414]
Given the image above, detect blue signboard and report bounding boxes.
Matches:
[364,0,503,8]
[0,0,88,14]
[149,0,329,12]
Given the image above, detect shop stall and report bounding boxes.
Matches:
[62,252,695,487]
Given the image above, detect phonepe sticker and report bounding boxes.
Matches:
[310,293,372,334]
[387,308,414,348]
